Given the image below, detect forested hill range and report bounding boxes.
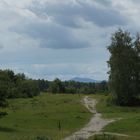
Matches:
[0,69,108,106]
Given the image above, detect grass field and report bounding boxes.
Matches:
[0,93,140,140]
[0,93,91,140]
[88,95,140,140]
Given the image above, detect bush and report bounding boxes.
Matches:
[19,80,40,98]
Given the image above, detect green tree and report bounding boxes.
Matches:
[108,29,138,106]
[37,79,49,92]
[50,78,65,93]
[19,80,40,98]
[0,84,8,107]
[134,34,140,98]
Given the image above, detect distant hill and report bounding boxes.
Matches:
[70,77,101,83]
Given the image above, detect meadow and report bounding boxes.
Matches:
[88,95,140,140]
[0,93,140,140]
[0,93,91,140]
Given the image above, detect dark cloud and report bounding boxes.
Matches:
[10,0,128,49]
[94,0,112,7]
[28,0,127,27]
[11,21,89,49]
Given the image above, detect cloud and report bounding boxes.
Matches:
[28,0,127,27]
[10,0,128,50]
[0,44,4,49]
[11,20,90,49]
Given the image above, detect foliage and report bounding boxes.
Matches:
[108,29,140,106]
[37,79,49,92]
[0,68,108,107]
[41,79,108,94]
[0,69,40,106]
[19,80,40,98]
[49,78,65,93]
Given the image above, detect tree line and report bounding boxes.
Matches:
[38,78,108,94]
[108,29,140,106]
[0,69,108,107]
[0,70,39,106]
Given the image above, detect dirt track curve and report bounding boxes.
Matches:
[63,96,115,140]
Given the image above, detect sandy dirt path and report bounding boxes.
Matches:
[63,96,115,140]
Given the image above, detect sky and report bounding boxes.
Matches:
[0,0,140,81]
